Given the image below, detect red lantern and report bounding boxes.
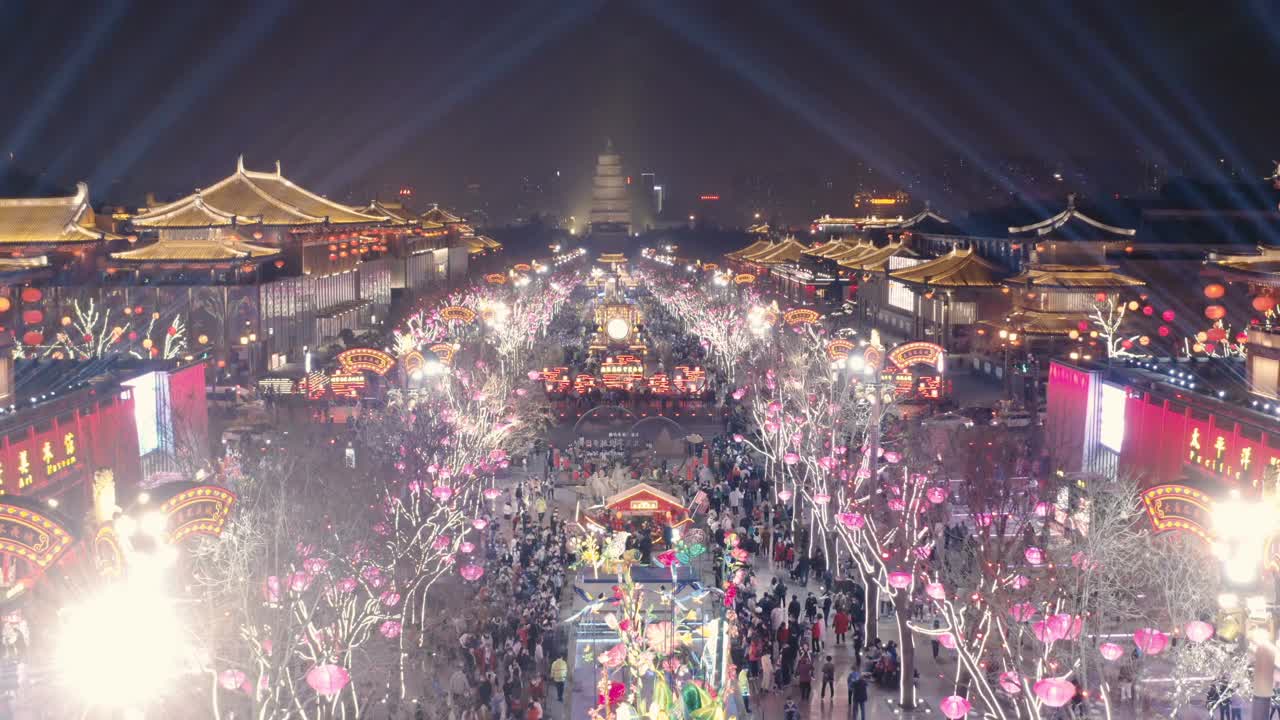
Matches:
[128,331,138,341]
[328,244,337,252]
[1204,305,1226,320]
[19,287,41,303]
[134,306,143,315]
[1142,305,1154,316]
[1158,325,1170,337]
[21,309,42,325]
[1253,295,1276,313]
[305,664,351,697]
[1076,320,1089,332]
[329,253,338,261]
[1206,327,1227,343]
[1120,339,1133,350]
[167,326,178,336]
[21,331,42,346]
[274,260,285,269]
[1203,283,1226,299]
[1034,678,1076,708]
[460,564,485,581]
[1237,331,1250,343]
[887,571,912,590]
[252,230,264,240]
[1161,309,1175,323]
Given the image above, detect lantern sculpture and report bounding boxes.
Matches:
[1024,546,1044,566]
[1203,283,1226,299]
[837,512,864,529]
[459,541,475,554]
[1185,620,1215,643]
[1010,602,1036,623]
[461,564,485,581]
[925,582,946,600]
[939,695,971,719]
[1254,296,1277,313]
[1133,627,1169,655]
[1098,642,1125,661]
[999,671,1022,694]
[306,664,351,697]
[1034,678,1075,707]
[887,571,912,590]
[219,669,247,690]
[1205,305,1227,320]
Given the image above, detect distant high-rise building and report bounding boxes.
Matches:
[589,139,632,235]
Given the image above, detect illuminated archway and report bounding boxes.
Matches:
[572,405,638,438]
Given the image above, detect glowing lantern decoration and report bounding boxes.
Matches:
[380,590,401,607]
[142,338,153,350]
[939,695,970,719]
[1142,305,1154,316]
[1093,292,1107,303]
[459,541,475,554]
[783,452,800,465]
[306,664,351,697]
[1205,305,1227,320]
[887,571,912,590]
[1185,620,1214,643]
[1047,613,1073,639]
[1032,621,1056,644]
[1206,327,1227,343]
[1010,603,1036,622]
[925,582,946,600]
[1098,642,1125,661]
[1024,546,1044,566]
[197,334,209,344]
[274,260,285,269]
[887,498,905,512]
[837,512,864,529]
[431,535,451,551]
[1138,335,1150,346]
[1068,329,1079,340]
[1162,309,1176,322]
[927,486,948,504]
[1158,325,1170,337]
[21,331,42,346]
[1077,320,1089,332]
[1127,300,1139,311]
[219,669,247,690]
[460,564,485,581]
[21,309,42,325]
[999,672,1022,694]
[1033,678,1075,708]
[1254,295,1277,313]
[483,487,502,501]
[19,288,40,303]
[432,485,455,502]
[938,632,956,650]
[812,492,831,504]
[472,517,489,530]
[0,297,10,313]
[1203,283,1225,299]
[776,488,793,502]
[59,315,71,326]
[379,620,402,639]
[1133,627,1169,655]
[1120,339,1133,350]
[883,450,901,464]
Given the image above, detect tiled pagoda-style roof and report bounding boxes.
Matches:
[1008,195,1136,239]
[804,239,855,259]
[838,241,917,272]
[743,237,807,264]
[132,157,383,229]
[889,247,1006,288]
[0,183,119,244]
[359,200,418,225]
[1005,264,1145,289]
[421,205,464,225]
[726,239,774,260]
[110,232,280,263]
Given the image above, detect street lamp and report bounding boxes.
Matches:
[1213,491,1280,720]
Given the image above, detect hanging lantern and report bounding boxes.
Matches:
[1047,613,1073,639]
[482,487,502,501]
[938,632,957,650]
[1093,292,1107,303]
[218,669,247,690]
[0,297,10,313]
[938,694,971,719]
[472,517,489,531]
[1133,627,1169,655]
[999,671,1022,695]
[887,498,905,512]
[1032,621,1056,644]
[432,485,454,502]
[1033,678,1075,708]
[1203,283,1226,299]
[887,571,912,590]
[1254,295,1276,313]
[812,492,830,504]
[1068,329,1079,340]
[1206,327,1228,343]
[1161,309,1176,322]
[924,582,946,600]
[883,450,901,464]
[1009,602,1036,622]
[459,541,475,554]
[1127,301,1139,311]
[1077,320,1089,332]
[1024,546,1044,565]
[926,486,948,504]
[460,564,485,581]
[21,309,42,325]
[305,664,351,697]
[1098,642,1125,661]
[783,452,800,465]
[274,259,286,269]
[776,488,793,502]
[19,287,41,303]
[1205,305,1227,320]
[1142,305,1154,316]
[252,230,264,240]
[379,620,402,639]
[431,535,451,551]
[1158,325,1170,337]
[837,512,864,529]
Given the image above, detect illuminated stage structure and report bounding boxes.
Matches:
[580,483,693,538]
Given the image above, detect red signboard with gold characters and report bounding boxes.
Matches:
[159,484,237,545]
[0,502,75,569]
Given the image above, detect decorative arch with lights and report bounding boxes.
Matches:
[336,348,396,376]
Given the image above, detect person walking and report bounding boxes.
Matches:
[848,667,868,720]
[833,608,850,646]
[760,653,774,695]
[738,665,752,714]
[819,655,836,700]
[796,653,813,700]
[549,656,567,702]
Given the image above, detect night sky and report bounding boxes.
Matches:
[0,0,1276,211]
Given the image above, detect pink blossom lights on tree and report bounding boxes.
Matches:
[1033,677,1076,708]
[1098,642,1126,661]
[460,564,485,581]
[939,694,972,719]
[305,664,351,697]
[1133,627,1169,655]
[1185,620,1215,643]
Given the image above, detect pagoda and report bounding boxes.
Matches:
[588,139,632,249]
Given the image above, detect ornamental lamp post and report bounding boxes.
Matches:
[1212,490,1280,720]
